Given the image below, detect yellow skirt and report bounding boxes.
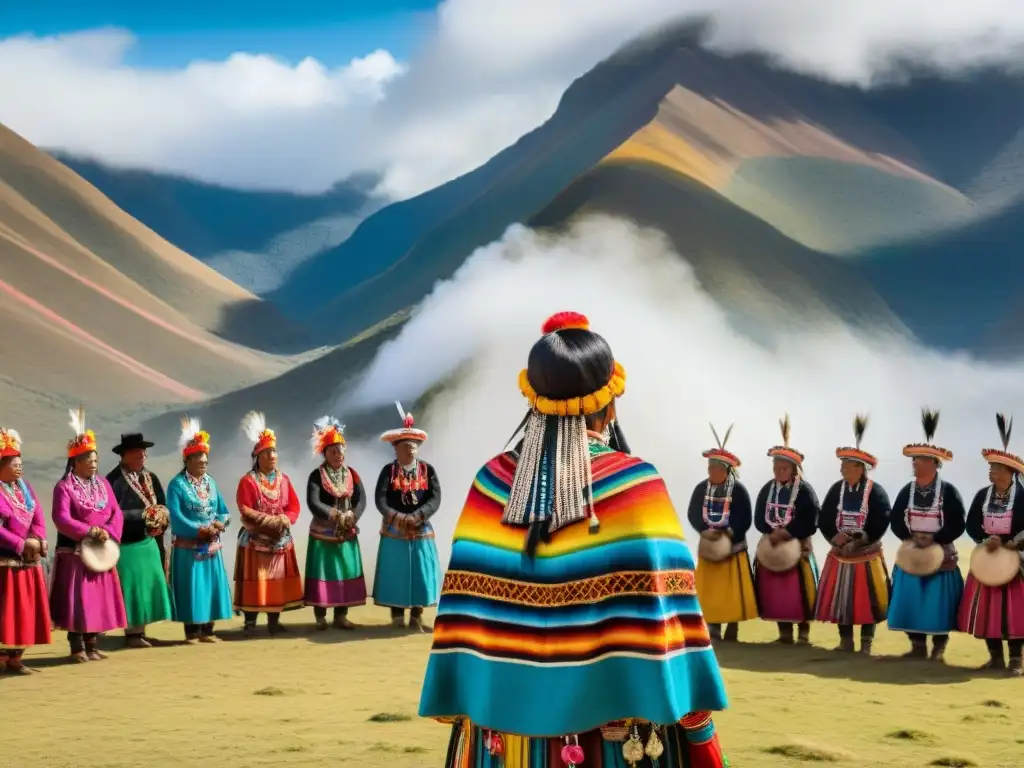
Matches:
[695,550,759,624]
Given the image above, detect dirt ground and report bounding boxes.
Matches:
[4,608,1023,767]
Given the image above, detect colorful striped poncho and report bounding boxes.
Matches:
[418,448,729,739]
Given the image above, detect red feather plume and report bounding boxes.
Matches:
[541,311,590,334]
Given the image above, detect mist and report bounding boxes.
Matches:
[335,215,1023,578]
[124,214,1020,587]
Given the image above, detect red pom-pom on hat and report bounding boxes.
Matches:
[541,311,590,335]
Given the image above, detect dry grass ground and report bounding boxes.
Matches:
[4,608,1023,767]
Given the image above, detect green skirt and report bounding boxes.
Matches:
[303,537,367,607]
[116,538,172,628]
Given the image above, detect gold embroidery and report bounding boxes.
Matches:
[441,569,695,607]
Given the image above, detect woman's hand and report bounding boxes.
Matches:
[21,537,42,562]
[985,535,1003,552]
[833,532,850,548]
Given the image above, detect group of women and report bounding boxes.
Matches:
[0,405,443,671]
[688,409,1024,675]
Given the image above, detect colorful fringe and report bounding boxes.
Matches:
[419,450,728,738]
[441,715,726,767]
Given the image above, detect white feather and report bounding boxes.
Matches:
[240,411,267,442]
[310,415,344,449]
[179,415,201,448]
[395,401,407,421]
[6,428,22,446]
[68,406,85,436]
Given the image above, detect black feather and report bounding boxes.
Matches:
[853,414,868,449]
[921,408,939,442]
[997,413,1013,450]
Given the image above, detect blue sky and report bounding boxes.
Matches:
[0,0,440,66]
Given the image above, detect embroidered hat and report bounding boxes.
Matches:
[0,428,22,459]
[767,414,804,466]
[312,416,346,455]
[67,406,98,459]
[241,411,276,456]
[981,413,1024,474]
[903,407,952,463]
[179,416,211,458]
[381,402,427,444]
[702,422,740,469]
[836,414,877,468]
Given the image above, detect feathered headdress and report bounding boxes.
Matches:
[981,413,1024,474]
[380,402,427,444]
[836,414,877,468]
[179,415,210,459]
[702,422,740,469]
[767,413,804,466]
[0,428,22,459]
[312,415,346,456]
[902,407,952,463]
[67,406,97,459]
[241,411,276,457]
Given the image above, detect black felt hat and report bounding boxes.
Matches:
[111,433,155,455]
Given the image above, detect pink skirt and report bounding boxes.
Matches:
[958,572,1024,639]
[49,550,128,633]
[754,553,819,623]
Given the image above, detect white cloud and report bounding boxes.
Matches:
[2,1,1024,197]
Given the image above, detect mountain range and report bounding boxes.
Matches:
[7,21,1024,479]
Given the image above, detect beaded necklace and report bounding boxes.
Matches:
[321,464,352,498]
[0,479,33,523]
[703,474,734,528]
[69,472,108,511]
[765,475,801,528]
[981,480,1017,535]
[186,472,213,517]
[906,476,943,533]
[121,467,158,508]
[837,478,873,532]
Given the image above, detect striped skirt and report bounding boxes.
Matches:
[233,541,304,613]
[957,571,1024,640]
[814,546,890,625]
[442,715,726,768]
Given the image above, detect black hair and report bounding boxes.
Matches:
[506,327,630,455]
[0,455,15,469]
[527,328,613,400]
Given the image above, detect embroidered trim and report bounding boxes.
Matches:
[441,569,696,607]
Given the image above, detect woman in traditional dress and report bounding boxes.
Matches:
[419,311,728,768]
[372,403,442,632]
[167,418,233,643]
[305,417,367,631]
[0,428,52,673]
[814,416,892,655]
[888,408,966,662]
[234,411,303,635]
[957,413,1024,675]
[753,415,820,645]
[49,408,128,662]
[687,423,757,643]
[107,432,172,648]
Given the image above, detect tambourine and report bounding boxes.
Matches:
[969,543,1021,587]
[697,530,733,563]
[895,540,944,577]
[755,533,802,572]
[80,537,121,573]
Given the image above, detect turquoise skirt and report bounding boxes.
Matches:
[887,566,964,635]
[372,536,441,608]
[170,548,233,625]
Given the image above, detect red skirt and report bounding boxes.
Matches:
[0,564,52,647]
[958,572,1024,639]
